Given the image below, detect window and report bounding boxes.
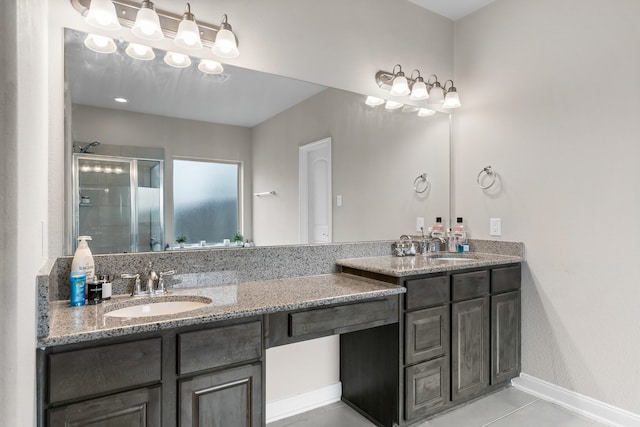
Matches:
[173,159,239,244]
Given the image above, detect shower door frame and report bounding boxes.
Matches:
[72,153,164,253]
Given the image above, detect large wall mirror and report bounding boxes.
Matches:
[64,28,450,254]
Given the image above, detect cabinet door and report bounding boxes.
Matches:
[180,363,262,427]
[405,356,449,421]
[405,305,449,365]
[451,297,489,402]
[491,291,521,385]
[49,386,161,427]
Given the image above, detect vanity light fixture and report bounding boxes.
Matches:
[375,66,461,109]
[71,0,240,56]
[164,51,191,68]
[125,42,155,60]
[114,97,128,103]
[211,14,240,58]
[402,105,419,113]
[389,65,411,97]
[418,107,436,117]
[131,0,163,41]
[442,80,462,108]
[175,3,203,49]
[85,0,121,30]
[84,33,117,53]
[198,59,224,74]
[365,96,385,107]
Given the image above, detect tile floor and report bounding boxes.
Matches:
[268,387,610,427]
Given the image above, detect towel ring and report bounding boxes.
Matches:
[413,173,430,194]
[477,166,497,189]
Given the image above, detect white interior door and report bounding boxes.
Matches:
[299,138,332,244]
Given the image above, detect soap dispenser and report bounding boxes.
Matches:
[71,236,95,283]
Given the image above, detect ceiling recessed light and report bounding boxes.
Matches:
[114,97,128,103]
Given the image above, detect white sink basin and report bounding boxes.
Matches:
[105,298,211,318]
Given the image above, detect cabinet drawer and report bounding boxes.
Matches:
[289,297,396,338]
[405,275,449,310]
[404,356,449,421]
[491,265,521,293]
[178,321,262,375]
[48,338,161,404]
[452,270,489,301]
[405,306,449,365]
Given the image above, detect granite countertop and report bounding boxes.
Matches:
[40,273,405,348]
[336,252,523,277]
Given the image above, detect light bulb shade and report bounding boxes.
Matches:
[365,96,385,106]
[132,3,164,41]
[402,105,418,113]
[427,84,445,105]
[85,0,121,30]
[126,43,155,60]
[212,28,239,58]
[410,80,429,100]
[84,34,117,54]
[443,91,462,108]
[164,51,192,68]
[385,100,403,110]
[198,59,224,74]
[390,75,410,96]
[175,18,203,49]
[418,107,436,117]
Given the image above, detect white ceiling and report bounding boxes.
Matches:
[408,0,496,20]
[65,30,327,128]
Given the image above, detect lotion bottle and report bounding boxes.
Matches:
[71,236,95,283]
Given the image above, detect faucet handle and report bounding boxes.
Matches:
[157,270,176,294]
[121,273,142,296]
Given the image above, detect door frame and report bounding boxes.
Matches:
[298,137,332,244]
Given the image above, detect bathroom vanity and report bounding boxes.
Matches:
[36,243,522,427]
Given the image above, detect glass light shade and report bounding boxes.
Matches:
[198,59,224,74]
[427,84,445,105]
[175,19,203,49]
[85,0,121,30]
[365,96,385,107]
[164,51,192,68]
[212,28,239,58]
[443,91,462,108]
[418,107,436,117]
[125,43,155,60]
[390,75,410,96]
[132,4,164,41]
[385,100,403,110]
[402,105,419,113]
[410,80,429,100]
[84,34,117,54]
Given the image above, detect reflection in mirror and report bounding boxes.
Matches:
[64,28,450,254]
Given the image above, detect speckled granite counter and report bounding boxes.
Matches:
[336,252,523,277]
[40,273,404,348]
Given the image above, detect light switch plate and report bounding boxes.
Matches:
[416,217,425,232]
[336,195,343,207]
[490,218,502,236]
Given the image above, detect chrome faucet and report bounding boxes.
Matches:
[157,270,176,294]
[427,237,446,253]
[121,273,143,296]
[147,269,159,295]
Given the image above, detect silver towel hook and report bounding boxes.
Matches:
[413,173,430,194]
[477,166,497,189]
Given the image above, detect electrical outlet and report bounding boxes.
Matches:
[336,195,343,207]
[490,218,502,236]
[416,217,425,232]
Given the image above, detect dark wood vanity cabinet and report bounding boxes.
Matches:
[340,263,521,427]
[39,317,264,427]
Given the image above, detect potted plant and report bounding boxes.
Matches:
[176,233,188,248]
[231,231,244,246]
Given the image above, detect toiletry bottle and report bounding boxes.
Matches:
[69,270,86,307]
[452,217,467,252]
[100,274,112,300]
[71,236,95,283]
[447,228,457,252]
[431,217,445,239]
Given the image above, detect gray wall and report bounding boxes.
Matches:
[454,0,640,414]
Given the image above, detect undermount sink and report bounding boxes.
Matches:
[428,255,478,262]
[104,297,212,318]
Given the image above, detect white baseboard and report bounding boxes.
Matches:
[512,373,640,427]
[265,382,342,424]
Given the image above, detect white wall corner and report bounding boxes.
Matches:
[265,382,342,424]
[512,374,640,427]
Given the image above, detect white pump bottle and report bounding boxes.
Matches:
[71,236,95,281]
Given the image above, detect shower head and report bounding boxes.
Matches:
[78,141,101,153]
